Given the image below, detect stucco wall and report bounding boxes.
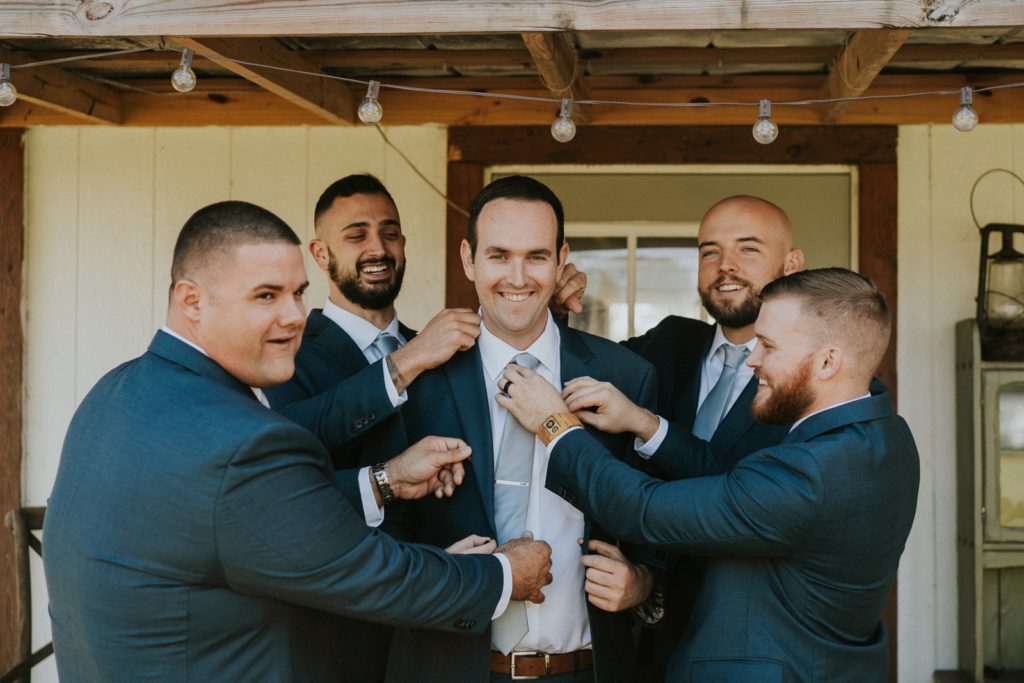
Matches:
[19,123,1024,682]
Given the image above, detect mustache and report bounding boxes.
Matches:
[357,256,396,269]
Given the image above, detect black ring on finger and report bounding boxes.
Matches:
[501,378,513,395]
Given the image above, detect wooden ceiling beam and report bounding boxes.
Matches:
[4,73,1021,127]
[4,1,1024,36]
[0,46,121,124]
[520,31,587,121]
[820,29,914,123]
[172,37,354,124]
[20,42,1024,78]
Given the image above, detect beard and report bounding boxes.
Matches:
[751,356,815,426]
[328,249,405,310]
[699,270,782,329]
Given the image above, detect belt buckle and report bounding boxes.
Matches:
[510,650,548,680]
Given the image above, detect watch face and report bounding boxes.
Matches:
[544,417,559,432]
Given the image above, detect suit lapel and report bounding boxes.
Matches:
[306,310,369,376]
[558,324,597,391]
[672,329,714,429]
[442,347,497,527]
[710,375,758,452]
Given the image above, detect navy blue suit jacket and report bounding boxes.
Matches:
[545,392,920,683]
[622,315,789,673]
[265,308,415,472]
[264,308,416,681]
[43,331,502,683]
[387,323,658,683]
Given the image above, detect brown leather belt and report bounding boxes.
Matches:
[490,649,593,679]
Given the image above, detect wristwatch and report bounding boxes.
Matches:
[537,412,583,446]
[370,462,395,506]
[633,588,666,626]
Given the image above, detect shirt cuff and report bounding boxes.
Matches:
[634,416,669,460]
[490,552,514,619]
[357,466,385,528]
[380,358,408,408]
[544,425,583,454]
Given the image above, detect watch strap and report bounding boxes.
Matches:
[370,462,395,506]
[537,412,583,446]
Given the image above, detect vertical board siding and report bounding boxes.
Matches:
[897,123,1024,681]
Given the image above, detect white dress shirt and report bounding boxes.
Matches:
[477,313,591,653]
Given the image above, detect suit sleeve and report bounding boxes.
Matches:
[547,429,823,557]
[646,420,728,479]
[215,421,501,633]
[267,360,399,452]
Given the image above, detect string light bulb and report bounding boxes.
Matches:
[551,98,577,143]
[0,64,17,107]
[358,80,384,124]
[953,86,980,132]
[752,98,778,144]
[171,49,197,93]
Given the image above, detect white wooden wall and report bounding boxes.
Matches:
[897,124,1024,681]
[19,123,1024,682]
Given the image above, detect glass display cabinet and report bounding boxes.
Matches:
[956,320,1024,681]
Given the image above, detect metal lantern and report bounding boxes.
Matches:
[977,223,1024,360]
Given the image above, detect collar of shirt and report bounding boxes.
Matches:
[160,326,269,407]
[477,311,560,384]
[322,297,404,357]
[789,392,872,432]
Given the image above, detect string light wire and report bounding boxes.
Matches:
[4,45,1022,114]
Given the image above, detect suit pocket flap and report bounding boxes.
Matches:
[691,657,784,683]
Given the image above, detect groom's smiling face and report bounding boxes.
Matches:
[461,198,568,350]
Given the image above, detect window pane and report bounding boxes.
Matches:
[999,383,1024,528]
[635,237,702,336]
[566,237,628,341]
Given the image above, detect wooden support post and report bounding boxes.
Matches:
[0,128,24,677]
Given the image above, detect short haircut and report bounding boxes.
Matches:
[760,267,891,377]
[314,174,396,229]
[466,175,565,256]
[171,201,300,286]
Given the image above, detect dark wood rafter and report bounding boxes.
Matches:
[821,29,915,123]
[520,32,588,121]
[23,42,1024,74]
[172,37,355,124]
[446,125,899,680]
[0,46,121,124]
[0,127,24,677]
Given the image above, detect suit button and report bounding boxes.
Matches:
[366,413,375,422]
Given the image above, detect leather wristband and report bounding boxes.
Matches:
[370,462,395,506]
[537,412,583,446]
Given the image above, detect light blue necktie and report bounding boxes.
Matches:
[692,344,749,440]
[368,331,400,362]
[491,352,540,654]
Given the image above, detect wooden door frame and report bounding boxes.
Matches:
[0,128,25,676]
[446,124,900,679]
